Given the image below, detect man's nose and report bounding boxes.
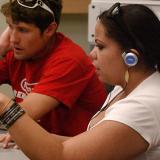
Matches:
[10,30,19,44]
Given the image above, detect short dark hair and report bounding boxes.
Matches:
[98,4,160,71]
[1,0,62,32]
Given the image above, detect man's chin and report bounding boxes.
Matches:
[14,54,28,60]
[97,76,106,84]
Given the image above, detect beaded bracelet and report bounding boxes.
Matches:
[0,101,25,129]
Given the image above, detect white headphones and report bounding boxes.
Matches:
[122,51,138,67]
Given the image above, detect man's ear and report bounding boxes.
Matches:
[44,22,57,37]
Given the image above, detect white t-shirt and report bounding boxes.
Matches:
[88,71,160,160]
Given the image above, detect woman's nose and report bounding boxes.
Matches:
[89,47,97,61]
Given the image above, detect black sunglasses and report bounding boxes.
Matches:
[106,3,144,53]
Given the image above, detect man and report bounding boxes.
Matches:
[0,0,106,147]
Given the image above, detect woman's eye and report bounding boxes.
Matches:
[95,44,104,50]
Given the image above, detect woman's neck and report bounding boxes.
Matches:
[122,68,155,96]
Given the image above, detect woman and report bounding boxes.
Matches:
[0,3,160,160]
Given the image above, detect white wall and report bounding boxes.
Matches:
[0,0,9,33]
[88,0,160,44]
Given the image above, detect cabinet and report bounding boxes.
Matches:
[62,0,91,14]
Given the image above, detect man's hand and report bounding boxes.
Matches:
[0,133,19,149]
[0,27,12,57]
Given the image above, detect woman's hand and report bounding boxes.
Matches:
[0,93,19,149]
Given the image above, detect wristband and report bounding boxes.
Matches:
[0,102,25,129]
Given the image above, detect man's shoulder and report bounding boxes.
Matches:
[55,32,84,51]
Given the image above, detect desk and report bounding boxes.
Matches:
[0,130,29,160]
[0,145,29,160]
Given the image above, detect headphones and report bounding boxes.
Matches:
[122,51,138,67]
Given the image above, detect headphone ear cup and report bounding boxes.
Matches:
[122,52,138,67]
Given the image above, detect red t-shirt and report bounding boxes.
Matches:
[0,33,107,136]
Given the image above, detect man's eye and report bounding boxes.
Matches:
[19,28,28,32]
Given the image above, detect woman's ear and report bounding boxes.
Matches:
[130,48,140,57]
[44,22,57,37]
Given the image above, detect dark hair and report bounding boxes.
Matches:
[98,4,160,71]
[1,0,62,32]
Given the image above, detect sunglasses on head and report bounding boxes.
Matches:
[107,2,121,17]
[106,2,144,53]
[15,0,55,19]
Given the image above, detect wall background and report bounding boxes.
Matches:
[58,14,89,53]
[0,1,89,97]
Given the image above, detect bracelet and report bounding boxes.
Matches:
[0,101,25,129]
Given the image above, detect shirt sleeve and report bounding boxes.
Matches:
[103,97,160,149]
[32,55,95,108]
[0,54,11,84]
